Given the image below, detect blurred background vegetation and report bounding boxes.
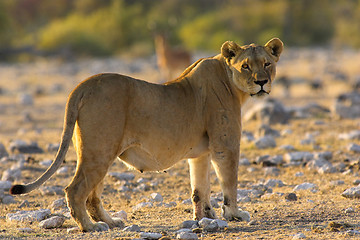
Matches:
[0,0,359,60]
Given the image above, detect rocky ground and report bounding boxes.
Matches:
[0,48,360,240]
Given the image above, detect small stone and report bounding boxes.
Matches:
[182,199,192,205]
[112,210,127,221]
[0,143,9,158]
[39,216,65,229]
[133,202,153,211]
[17,227,34,232]
[67,227,80,233]
[176,231,199,240]
[293,232,306,239]
[284,152,313,163]
[198,218,213,228]
[264,167,280,176]
[212,219,228,229]
[47,143,60,152]
[1,167,22,182]
[293,183,317,192]
[345,230,360,236]
[348,143,360,153]
[255,136,276,149]
[330,180,344,186]
[123,224,141,232]
[40,159,53,167]
[39,186,64,196]
[339,130,360,140]
[341,186,360,198]
[285,193,298,201]
[18,93,33,106]
[295,172,304,177]
[56,166,69,175]
[353,179,360,185]
[180,220,199,229]
[10,140,43,154]
[265,179,285,188]
[203,221,218,232]
[2,195,16,204]
[345,207,354,214]
[150,193,163,202]
[0,180,12,190]
[239,158,251,166]
[51,198,67,210]
[279,144,295,151]
[140,232,163,239]
[108,172,135,181]
[7,209,51,222]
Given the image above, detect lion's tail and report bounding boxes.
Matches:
[10,88,83,195]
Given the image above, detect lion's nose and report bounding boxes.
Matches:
[254,80,268,87]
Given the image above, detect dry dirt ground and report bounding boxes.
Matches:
[0,48,360,240]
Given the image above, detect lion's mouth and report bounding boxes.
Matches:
[250,89,269,97]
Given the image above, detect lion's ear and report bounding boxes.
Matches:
[264,38,283,62]
[221,41,242,62]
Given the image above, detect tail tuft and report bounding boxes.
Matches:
[10,184,26,195]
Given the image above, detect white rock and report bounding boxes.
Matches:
[239,158,251,166]
[40,159,53,167]
[18,93,33,106]
[150,193,163,202]
[345,207,354,213]
[176,231,199,240]
[255,136,276,149]
[17,227,34,232]
[0,180,12,190]
[51,198,67,210]
[265,179,285,188]
[39,216,65,229]
[139,232,162,239]
[284,152,313,163]
[67,227,80,233]
[293,232,306,239]
[56,166,69,175]
[108,172,135,181]
[133,202,153,211]
[7,209,51,222]
[112,210,127,221]
[212,219,228,229]
[348,143,360,153]
[0,143,8,158]
[342,186,360,198]
[339,130,360,140]
[293,183,317,191]
[123,224,140,232]
[198,217,214,228]
[345,230,360,236]
[180,220,199,229]
[2,167,22,182]
[2,195,16,204]
[39,186,64,196]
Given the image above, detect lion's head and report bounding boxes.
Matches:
[221,38,283,97]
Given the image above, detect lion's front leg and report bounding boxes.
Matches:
[211,151,251,222]
[188,155,217,220]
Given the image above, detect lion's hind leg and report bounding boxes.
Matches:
[65,154,116,232]
[188,154,217,220]
[86,181,124,229]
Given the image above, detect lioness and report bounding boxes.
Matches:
[10,38,283,232]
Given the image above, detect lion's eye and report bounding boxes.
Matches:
[242,64,250,70]
[264,62,271,68]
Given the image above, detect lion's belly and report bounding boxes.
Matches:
[119,146,182,172]
[118,135,209,172]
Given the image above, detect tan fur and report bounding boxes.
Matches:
[11,38,283,232]
[155,34,192,81]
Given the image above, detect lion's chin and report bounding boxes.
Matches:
[250,90,269,97]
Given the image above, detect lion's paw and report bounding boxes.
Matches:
[88,222,110,232]
[108,218,125,229]
[222,206,251,222]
